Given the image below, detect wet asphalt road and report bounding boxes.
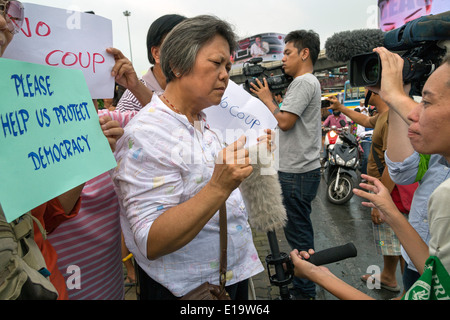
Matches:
[250,175,405,300]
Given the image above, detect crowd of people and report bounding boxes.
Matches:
[292,48,450,300]
[1,0,449,301]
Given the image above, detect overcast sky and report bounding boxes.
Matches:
[23,0,379,74]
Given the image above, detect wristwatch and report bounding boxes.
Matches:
[273,108,280,116]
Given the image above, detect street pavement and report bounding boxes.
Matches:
[250,176,404,300]
[125,176,404,301]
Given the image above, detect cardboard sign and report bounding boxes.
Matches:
[204,80,278,146]
[0,58,117,222]
[3,3,114,99]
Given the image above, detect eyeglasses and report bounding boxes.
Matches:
[0,1,24,34]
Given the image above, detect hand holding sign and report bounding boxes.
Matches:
[99,115,124,153]
[107,47,139,90]
[107,47,153,107]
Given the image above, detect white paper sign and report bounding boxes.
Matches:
[204,80,278,146]
[3,3,114,99]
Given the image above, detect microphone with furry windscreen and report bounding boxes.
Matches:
[239,144,287,233]
[239,143,293,300]
[325,29,385,63]
[239,143,359,299]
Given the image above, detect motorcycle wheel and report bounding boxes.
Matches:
[327,174,355,205]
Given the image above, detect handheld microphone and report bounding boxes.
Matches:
[307,243,357,266]
[325,29,385,63]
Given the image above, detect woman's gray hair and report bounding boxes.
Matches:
[160,15,237,83]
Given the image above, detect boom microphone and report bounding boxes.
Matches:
[325,29,385,63]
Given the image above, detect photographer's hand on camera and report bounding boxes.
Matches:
[250,78,277,109]
[369,47,416,123]
[250,78,299,131]
[326,95,344,111]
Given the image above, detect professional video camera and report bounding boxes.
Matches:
[243,57,293,94]
[349,11,449,96]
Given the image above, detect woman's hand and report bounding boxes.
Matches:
[107,47,153,106]
[257,129,276,152]
[290,249,332,280]
[353,174,400,224]
[107,47,140,91]
[99,115,124,152]
[210,135,253,195]
[367,47,406,105]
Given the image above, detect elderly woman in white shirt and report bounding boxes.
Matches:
[112,15,270,300]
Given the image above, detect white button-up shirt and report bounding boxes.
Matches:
[112,95,263,296]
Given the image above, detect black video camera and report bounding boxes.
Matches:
[321,97,332,109]
[350,11,449,96]
[243,57,293,94]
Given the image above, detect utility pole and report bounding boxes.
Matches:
[123,10,133,63]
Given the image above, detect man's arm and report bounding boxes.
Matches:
[250,78,298,131]
[327,96,374,128]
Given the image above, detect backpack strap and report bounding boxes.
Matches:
[371,144,385,176]
[0,207,58,300]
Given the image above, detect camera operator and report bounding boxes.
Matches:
[250,30,322,300]
[370,47,450,296]
[290,49,450,300]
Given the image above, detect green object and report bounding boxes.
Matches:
[416,154,431,182]
[403,256,450,300]
[0,58,117,222]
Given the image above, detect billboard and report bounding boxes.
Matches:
[378,0,449,31]
[232,33,286,69]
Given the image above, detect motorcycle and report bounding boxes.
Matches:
[323,120,362,205]
[323,125,342,161]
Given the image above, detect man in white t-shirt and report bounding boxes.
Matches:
[250,29,322,300]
